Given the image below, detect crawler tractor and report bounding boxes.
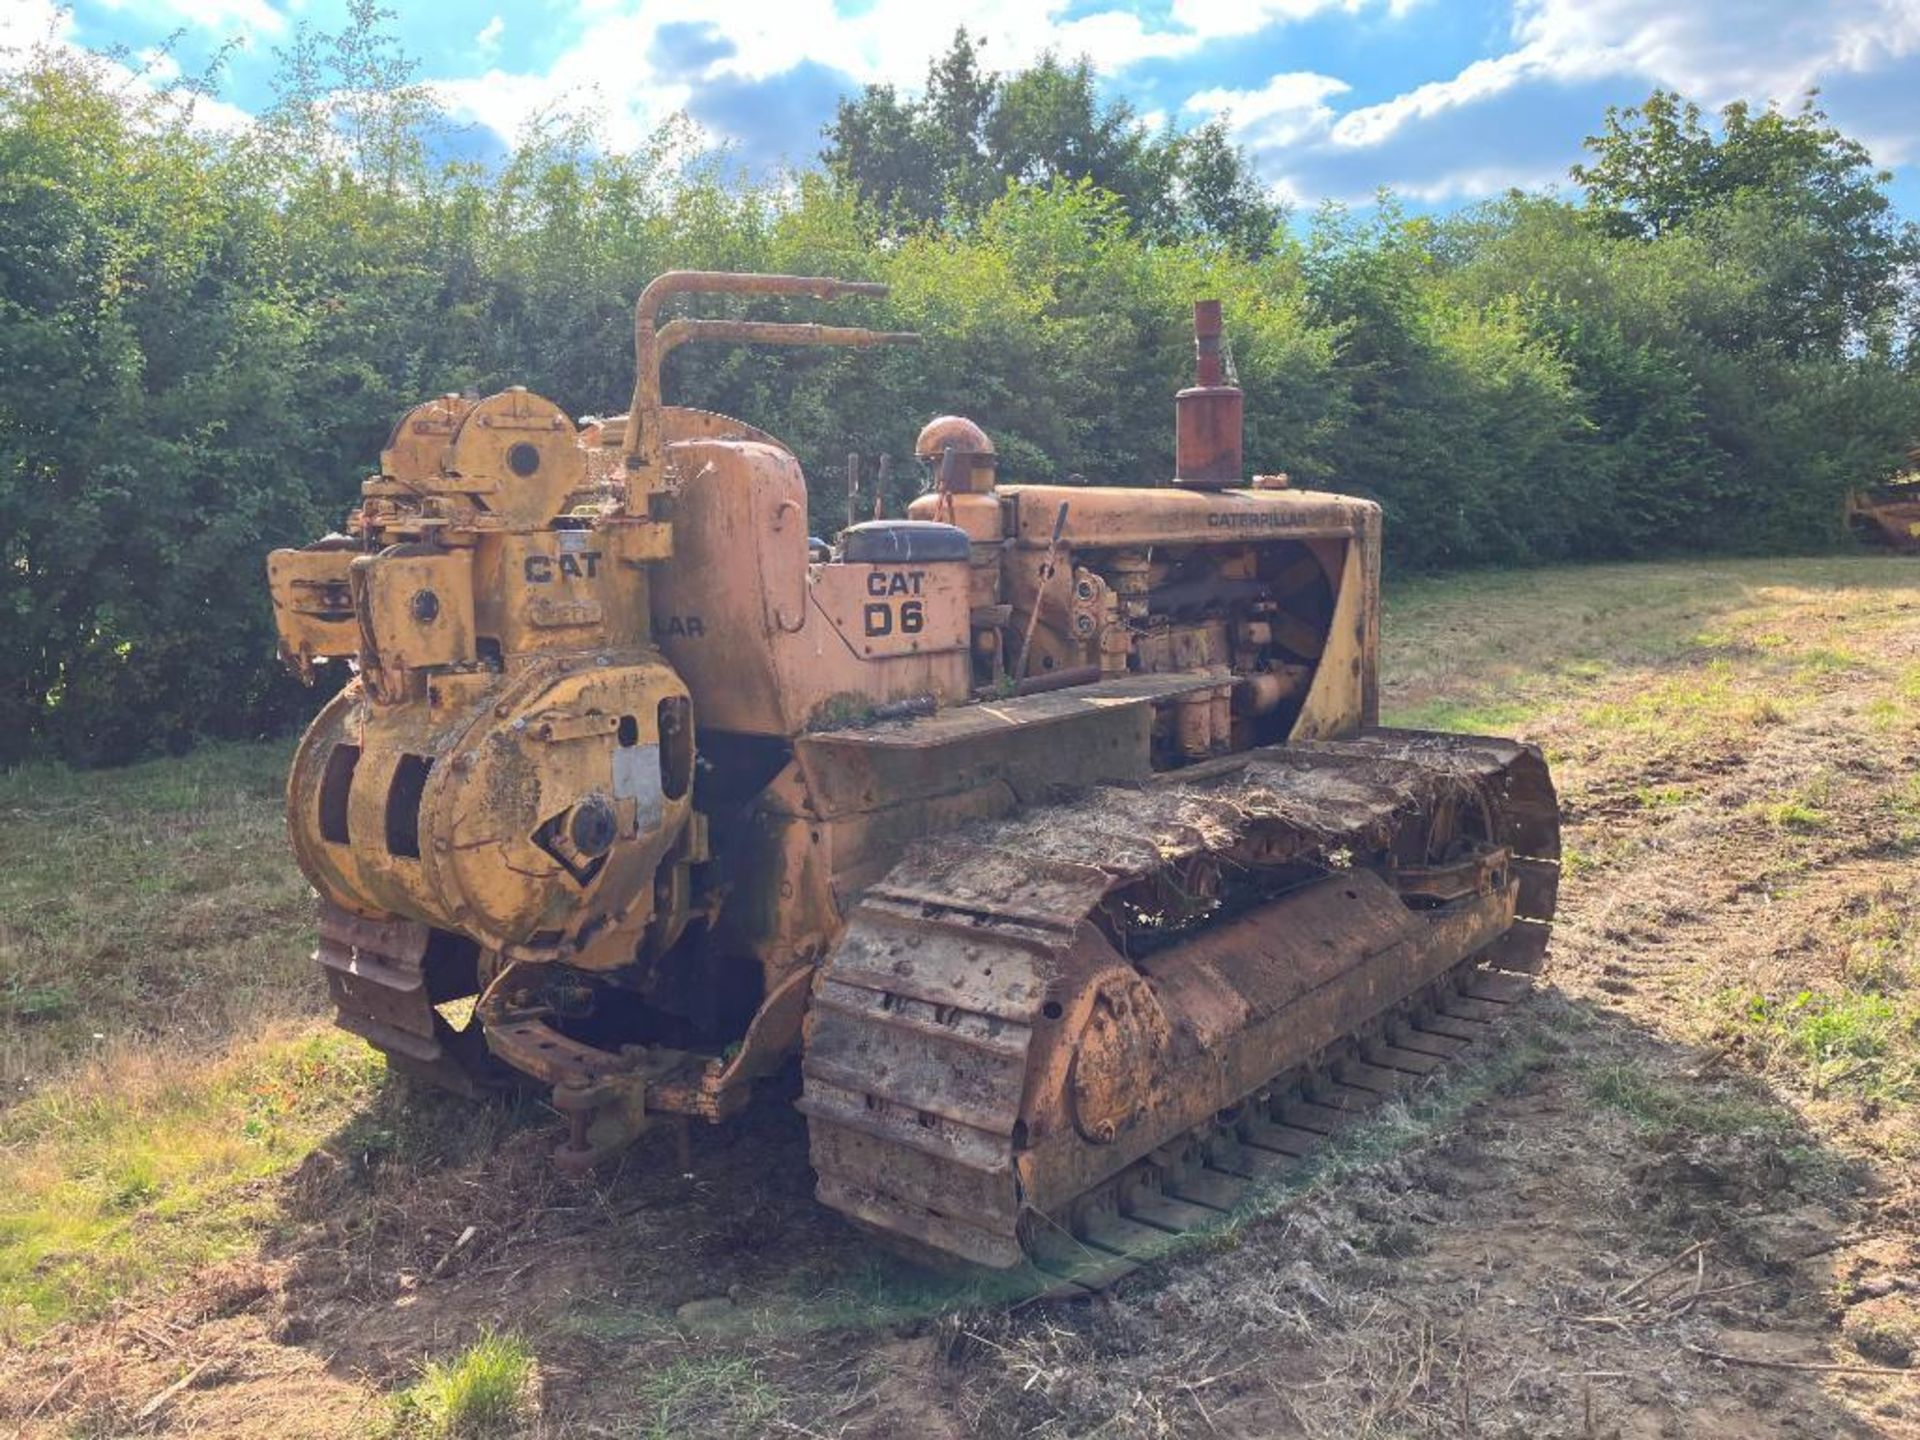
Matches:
[267,272,1560,1278]
[1847,448,1920,552]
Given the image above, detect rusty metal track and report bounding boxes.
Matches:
[1015,960,1534,1299]
[801,726,1559,1283]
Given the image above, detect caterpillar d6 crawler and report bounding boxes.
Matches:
[268,272,1559,1277]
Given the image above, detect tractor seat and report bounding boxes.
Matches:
[838,520,972,564]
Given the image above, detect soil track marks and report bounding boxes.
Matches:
[5,556,1920,1437]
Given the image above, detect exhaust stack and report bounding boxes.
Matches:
[1172,299,1244,489]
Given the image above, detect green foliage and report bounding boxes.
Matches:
[0,47,327,762]
[1573,89,1919,355]
[390,1332,535,1438]
[824,28,1285,252]
[1433,188,1920,557]
[0,9,1916,765]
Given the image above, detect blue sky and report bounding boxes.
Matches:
[12,0,1920,215]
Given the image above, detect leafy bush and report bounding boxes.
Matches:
[1,18,1915,764]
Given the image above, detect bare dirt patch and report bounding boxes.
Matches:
[5,556,1920,1437]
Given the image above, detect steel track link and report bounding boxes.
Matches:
[802,727,1560,1284]
[1016,959,1533,1299]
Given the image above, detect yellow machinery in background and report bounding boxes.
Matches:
[268,273,1559,1278]
[1847,446,1920,552]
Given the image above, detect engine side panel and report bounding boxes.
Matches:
[651,438,973,737]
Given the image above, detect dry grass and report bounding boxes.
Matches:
[5,553,1920,1438]
[1380,554,1915,738]
[0,741,315,1094]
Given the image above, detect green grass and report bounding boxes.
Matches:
[1746,772,1836,834]
[1633,782,1695,810]
[1581,663,1791,746]
[1379,695,1540,735]
[1762,800,1826,832]
[1702,879,1920,1110]
[1839,895,1920,992]
[0,1027,380,1340]
[391,1332,536,1438]
[0,740,313,1089]
[635,1357,780,1440]
[1585,1062,1794,1139]
[1725,989,1920,1103]
[1735,990,1912,1105]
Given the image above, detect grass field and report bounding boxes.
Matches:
[3,553,1919,1437]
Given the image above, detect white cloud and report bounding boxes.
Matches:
[0,0,71,57]
[1187,71,1350,150]
[1169,0,1369,40]
[1329,49,1548,149]
[1516,0,1920,100]
[476,15,505,55]
[1331,0,1920,153]
[1207,0,1920,205]
[92,0,286,38]
[428,0,1414,154]
[431,5,687,152]
[1047,9,1204,68]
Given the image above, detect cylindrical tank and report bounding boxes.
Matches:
[1173,300,1244,489]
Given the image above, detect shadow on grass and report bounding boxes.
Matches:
[254,988,1889,1438]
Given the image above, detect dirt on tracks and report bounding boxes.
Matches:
[6,559,1920,1438]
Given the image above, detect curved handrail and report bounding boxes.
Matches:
[621,271,917,507]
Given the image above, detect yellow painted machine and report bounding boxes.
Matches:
[268,272,1559,1279]
[1847,448,1920,552]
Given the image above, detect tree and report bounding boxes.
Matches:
[822,83,944,227]
[922,27,997,212]
[1175,119,1284,255]
[822,30,1281,252]
[1573,90,1918,355]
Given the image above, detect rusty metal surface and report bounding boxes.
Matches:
[1023,957,1535,1297]
[800,728,1560,1272]
[1173,300,1244,488]
[1848,481,1920,552]
[314,900,498,1098]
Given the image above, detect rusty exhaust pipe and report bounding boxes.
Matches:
[1172,299,1243,489]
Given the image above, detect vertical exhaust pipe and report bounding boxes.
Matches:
[1172,299,1244,489]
